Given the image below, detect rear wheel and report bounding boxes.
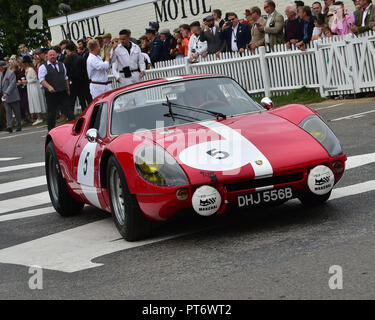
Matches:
[298,190,332,206]
[45,141,84,216]
[107,155,153,241]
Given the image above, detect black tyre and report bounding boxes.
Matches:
[106,155,153,241]
[45,141,84,216]
[298,190,332,206]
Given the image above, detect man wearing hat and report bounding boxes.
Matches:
[200,15,226,57]
[111,29,145,87]
[146,27,163,65]
[187,21,208,63]
[0,60,22,133]
[159,29,173,61]
[149,21,160,35]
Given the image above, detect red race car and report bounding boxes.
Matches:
[45,75,346,241]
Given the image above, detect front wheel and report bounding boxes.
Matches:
[45,141,84,216]
[106,155,153,241]
[298,190,332,206]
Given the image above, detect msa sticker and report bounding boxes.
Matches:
[308,165,334,195]
[192,185,222,216]
[179,121,273,176]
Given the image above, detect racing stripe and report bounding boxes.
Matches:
[199,121,273,177]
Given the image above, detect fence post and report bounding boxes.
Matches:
[313,40,327,97]
[258,46,271,97]
[184,57,191,74]
[345,35,360,95]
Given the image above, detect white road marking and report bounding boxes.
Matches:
[0,129,47,140]
[315,103,344,111]
[0,206,54,222]
[0,157,22,161]
[346,152,375,170]
[0,162,44,173]
[0,218,199,273]
[330,180,375,200]
[330,110,375,122]
[0,176,46,195]
[0,151,375,272]
[0,191,50,214]
[1,178,375,273]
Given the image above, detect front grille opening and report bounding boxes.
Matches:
[225,172,304,192]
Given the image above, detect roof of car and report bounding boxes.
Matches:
[94,74,228,102]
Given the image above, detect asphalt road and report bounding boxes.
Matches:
[0,98,374,300]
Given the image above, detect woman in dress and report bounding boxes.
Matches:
[21,56,46,125]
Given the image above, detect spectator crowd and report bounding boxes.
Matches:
[1,0,374,133]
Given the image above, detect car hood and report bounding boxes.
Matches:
[145,111,330,184]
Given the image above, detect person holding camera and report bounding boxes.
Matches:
[200,15,226,57]
[111,29,145,87]
[248,7,267,52]
[257,1,284,51]
[220,12,251,53]
[187,21,208,63]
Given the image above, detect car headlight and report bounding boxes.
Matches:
[300,115,342,157]
[134,144,189,187]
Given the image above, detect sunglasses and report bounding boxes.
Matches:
[264,5,269,9]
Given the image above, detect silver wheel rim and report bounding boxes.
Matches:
[109,166,126,225]
[48,155,59,202]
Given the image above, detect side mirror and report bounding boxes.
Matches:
[86,128,99,143]
[261,97,274,110]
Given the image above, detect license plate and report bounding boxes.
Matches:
[237,187,293,208]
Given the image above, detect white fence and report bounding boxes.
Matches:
[110,31,375,98]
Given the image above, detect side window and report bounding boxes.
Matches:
[74,117,84,134]
[89,103,108,139]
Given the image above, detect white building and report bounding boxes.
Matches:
[48,0,354,44]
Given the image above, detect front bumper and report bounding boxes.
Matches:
[136,154,346,221]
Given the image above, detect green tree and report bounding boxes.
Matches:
[0,0,109,57]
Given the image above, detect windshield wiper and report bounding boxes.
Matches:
[164,112,200,123]
[163,96,227,120]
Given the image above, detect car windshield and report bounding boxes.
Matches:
[110,77,262,135]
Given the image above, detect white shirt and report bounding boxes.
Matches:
[188,33,208,58]
[362,3,373,27]
[111,42,146,78]
[87,53,110,82]
[231,24,239,52]
[141,52,151,65]
[38,60,68,83]
[265,11,275,44]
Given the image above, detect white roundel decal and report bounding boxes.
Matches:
[308,165,334,195]
[178,121,273,176]
[192,185,222,216]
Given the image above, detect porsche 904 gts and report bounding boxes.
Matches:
[45,75,346,241]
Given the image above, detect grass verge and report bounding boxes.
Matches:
[254,86,326,107]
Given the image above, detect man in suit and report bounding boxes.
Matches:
[64,42,92,114]
[159,29,172,61]
[257,1,285,50]
[296,6,314,51]
[200,15,226,57]
[220,12,251,53]
[248,7,267,52]
[351,0,375,33]
[146,28,163,65]
[0,60,22,133]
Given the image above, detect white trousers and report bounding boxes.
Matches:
[119,72,141,87]
[90,83,113,99]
